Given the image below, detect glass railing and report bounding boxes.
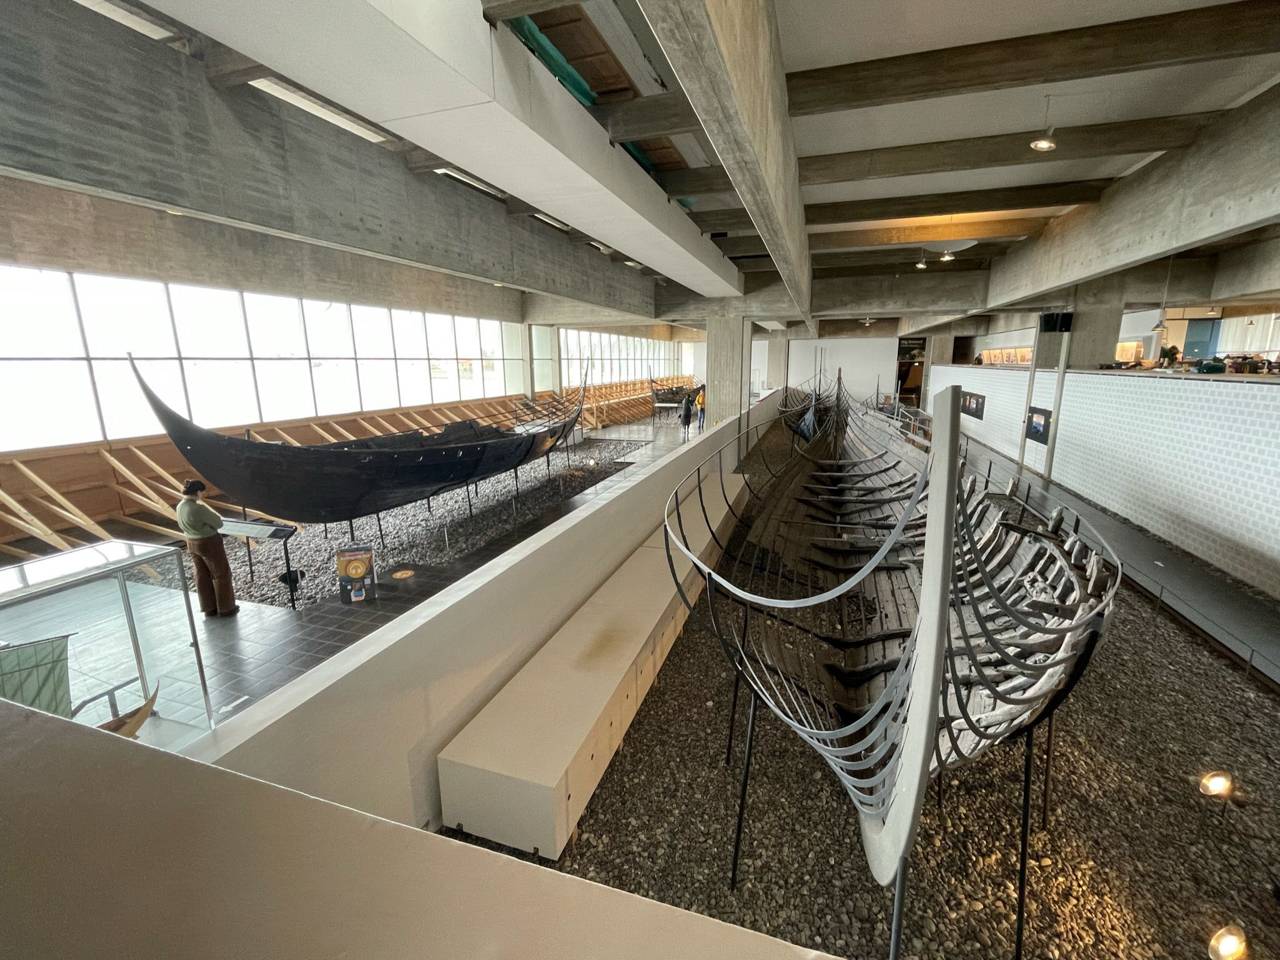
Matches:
[0,541,213,751]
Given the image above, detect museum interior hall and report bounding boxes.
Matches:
[4,2,1280,958]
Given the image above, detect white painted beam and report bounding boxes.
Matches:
[147,0,742,299]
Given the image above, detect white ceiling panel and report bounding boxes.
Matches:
[789,57,1280,156]
[775,0,1250,72]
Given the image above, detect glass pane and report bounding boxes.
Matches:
[397,359,431,405]
[303,300,353,357]
[533,358,556,393]
[392,309,428,358]
[75,273,176,357]
[504,359,524,396]
[426,313,455,358]
[351,304,394,358]
[456,358,483,400]
[170,284,247,358]
[0,360,101,451]
[358,359,399,410]
[245,293,306,358]
[479,319,503,359]
[183,360,260,427]
[93,359,187,439]
[124,551,213,743]
[310,358,360,416]
[502,322,524,361]
[481,358,505,396]
[532,325,553,360]
[454,316,481,358]
[254,359,315,421]
[0,266,84,358]
[430,359,459,403]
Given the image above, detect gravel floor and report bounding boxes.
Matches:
[221,437,643,608]
[443,427,1280,959]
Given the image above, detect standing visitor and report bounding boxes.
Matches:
[177,479,239,617]
[679,393,694,440]
[695,386,706,433]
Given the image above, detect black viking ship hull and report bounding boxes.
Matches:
[131,361,582,524]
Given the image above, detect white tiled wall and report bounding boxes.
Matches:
[927,365,1280,596]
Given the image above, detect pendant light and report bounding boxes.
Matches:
[1030,95,1057,152]
[1152,256,1174,332]
[914,249,928,270]
[939,250,955,262]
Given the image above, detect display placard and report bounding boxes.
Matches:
[960,391,986,420]
[1025,406,1052,444]
[336,545,377,604]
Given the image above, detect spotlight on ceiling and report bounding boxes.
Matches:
[939,250,956,262]
[915,249,928,270]
[1208,924,1248,960]
[861,317,875,326]
[1029,129,1057,152]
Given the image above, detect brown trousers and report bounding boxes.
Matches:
[188,535,236,614]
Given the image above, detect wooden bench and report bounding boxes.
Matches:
[438,471,746,858]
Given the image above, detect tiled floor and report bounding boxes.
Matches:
[961,435,1280,685]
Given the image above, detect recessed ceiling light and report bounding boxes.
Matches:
[533,212,570,231]
[433,167,505,198]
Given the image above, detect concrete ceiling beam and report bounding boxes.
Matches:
[608,1,1280,141]
[0,1,655,317]
[717,219,1047,257]
[637,0,811,329]
[987,84,1280,308]
[659,113,1223,199]
[693,180,1110,233]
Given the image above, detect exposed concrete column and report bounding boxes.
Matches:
[707,314,749,428]
[766,330,789,389]
[1034,274,1125,370]
[544,325,563,394]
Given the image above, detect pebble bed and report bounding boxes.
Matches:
[443,428,1280,959]
[222,437,643,608]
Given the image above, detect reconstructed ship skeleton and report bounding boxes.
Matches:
[663,376,1120,958]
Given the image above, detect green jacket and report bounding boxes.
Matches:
[177,497,224,540]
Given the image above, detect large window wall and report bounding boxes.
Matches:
[0,264,526,453]
[558,328,677,390]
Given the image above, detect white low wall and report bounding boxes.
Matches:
[187,390,782,829]
[1,701,834,960]
[926,365,1280,596]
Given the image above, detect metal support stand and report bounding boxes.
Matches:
[729,691,757,890]
[374,512,386,551]
[465,483,473,519]
[282,539,297,610]
[347,519,355,540]
[888,856,909,960]
[546,453,551,479]
[323,523,329,540]
[426,497,432,515]
[724,671,742,765]
[443,522,450,550]
[1041,713,1056,832]
[1014,728,1035,960]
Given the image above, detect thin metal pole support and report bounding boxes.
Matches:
[888,856,909,960]
[724,670,742,766]
[1014,728,1035,960]
[729,691,757,890]
[1040,712,1055,832]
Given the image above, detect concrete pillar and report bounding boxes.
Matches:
[1034,274,1125,370]
[707,314,749,426]
[921,333,954,405]
[766,330,789,389]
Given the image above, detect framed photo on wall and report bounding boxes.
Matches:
[1025,406,1052,444]
[960,391,986,420]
